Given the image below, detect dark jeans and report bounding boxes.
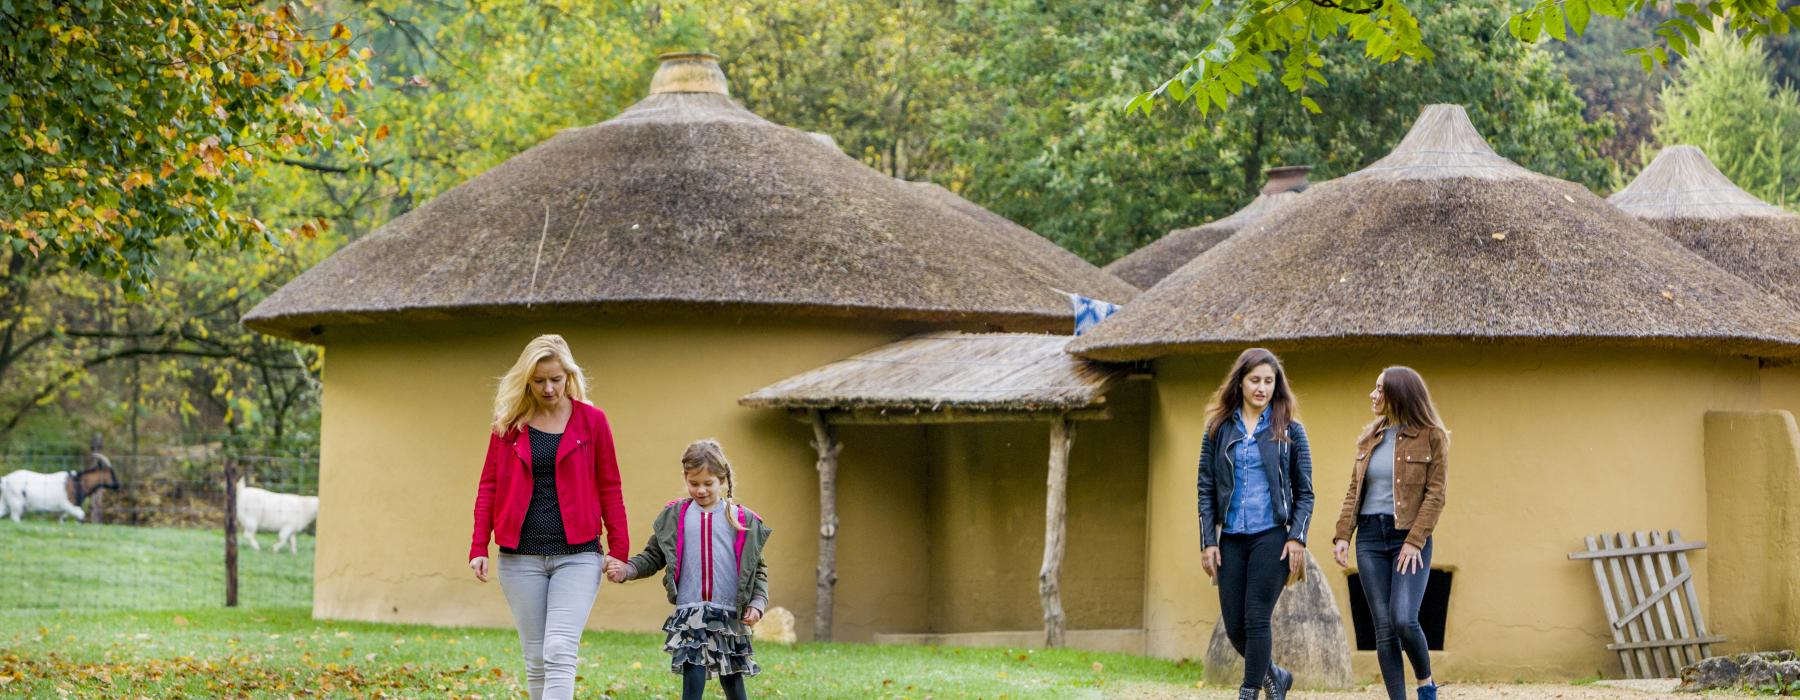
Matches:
[681,663,747,700]
[1218,525,1290,690]
[1355,514,1434,700]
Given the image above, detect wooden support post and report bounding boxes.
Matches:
[1039,416,1075,648]
[808,410,842,642]
[224,457,239,607]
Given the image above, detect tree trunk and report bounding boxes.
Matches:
[808,410,842,642]
[1039,417,1076,648]
[224,457,239,607]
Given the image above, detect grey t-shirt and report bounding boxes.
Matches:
[1361,427,1398,515]
[676,500,741,610]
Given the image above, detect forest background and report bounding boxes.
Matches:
[3,0,1797,459]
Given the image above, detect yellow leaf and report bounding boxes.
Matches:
[10,174,21,187]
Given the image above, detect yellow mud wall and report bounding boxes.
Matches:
[311,316,936,642]
[921,380,1151,633]
[1758,363,1800,417]
[1143,347,1759,680]
[1703,410,1800,653]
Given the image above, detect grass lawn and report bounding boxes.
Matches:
[1,606,1201,698]
[0,518,312,610]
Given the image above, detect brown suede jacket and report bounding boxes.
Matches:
[1332,423,1448,549]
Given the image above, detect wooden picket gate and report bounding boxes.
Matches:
[1568,530,1724,679]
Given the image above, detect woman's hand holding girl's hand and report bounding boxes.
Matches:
[1201,546,1222,579]
[470,556,490,583]
[603,558,628,583]
[1279,540,1306,577]
[1396,543,1424,574]
[743,608,762,626]
[1332,539,1350,568]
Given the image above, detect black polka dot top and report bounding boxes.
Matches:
[500,426,600,556]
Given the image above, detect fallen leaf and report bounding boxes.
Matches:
[1491,233,1507,241]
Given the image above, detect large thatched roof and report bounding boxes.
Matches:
[1611,145,1800,310]
[740,332,1127,415]
[1103,166,1312,289]
[901,180,1139,299]
[244,54,1131,342]
[1069,105,1800,361]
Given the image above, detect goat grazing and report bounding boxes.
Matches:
[0,456,121,523]
[235,478,319,554]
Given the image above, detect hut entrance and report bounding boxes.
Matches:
[741,332,1131,646]
[1344,569,1453,651]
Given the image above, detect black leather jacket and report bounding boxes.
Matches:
[1196,417,1314,547]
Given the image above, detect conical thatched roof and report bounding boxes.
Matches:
[1103,167,1312,289]
[1611,145,1800,309]
[1069,105,1800,361]
[244,54,1131,342]
[901,180,1139,299]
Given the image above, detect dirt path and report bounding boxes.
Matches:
[1104,680,1732,700]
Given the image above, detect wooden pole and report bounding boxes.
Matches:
[88,434,104,524]
[224,457,239,607]
[808,410,842,642]
[1039,416,1075,648]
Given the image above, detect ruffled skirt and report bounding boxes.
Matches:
[662,605,759,678]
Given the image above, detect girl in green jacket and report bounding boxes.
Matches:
[607,439,771,700]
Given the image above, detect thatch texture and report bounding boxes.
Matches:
[1610,146,1791,221]
[244,56,1131,342]
[1104,191,1301,289]
[1612,147,1800,310]
[1069,105,1800,362]
[739,332,1128,413]
[902,181,1139,299]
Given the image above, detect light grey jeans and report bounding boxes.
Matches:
[497,552,603,700]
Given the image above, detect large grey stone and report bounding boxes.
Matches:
[1203,550,1354,690]
[1677,650,1799,692]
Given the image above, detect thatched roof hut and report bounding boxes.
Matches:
[1611,145,1800,309]
[244,53,1130,342]
[1069,105,1800,362]
[741,331,1127,417]
[902,181,1139,298]
[1103,166,1312,289]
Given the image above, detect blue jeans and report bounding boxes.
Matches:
[1355,514,1433,700]
[497,552,603,700]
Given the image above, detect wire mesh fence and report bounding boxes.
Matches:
[0,451,317,611]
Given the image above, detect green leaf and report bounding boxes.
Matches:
[1544,3,1568,40]
[1567,0,1592,35]
[1300,96,1322,114]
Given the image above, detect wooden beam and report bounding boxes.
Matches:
[794,407,1110,425]
[1039,416,1075,648]
[1568,541,1706,560]
[808,410,842,642]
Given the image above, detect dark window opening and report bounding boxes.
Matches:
[1344,569,1452,651]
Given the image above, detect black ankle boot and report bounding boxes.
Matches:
[1263,665,1294,700]
[1239,685,1261,700]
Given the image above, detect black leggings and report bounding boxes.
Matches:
[682,663,747,700]
[1217,525,1290,690]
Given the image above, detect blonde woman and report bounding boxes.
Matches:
[468,334,631,700]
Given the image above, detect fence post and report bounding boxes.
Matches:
[88,434,105,524]
[224,456,238,607]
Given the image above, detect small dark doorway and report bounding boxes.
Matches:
[1344,569,1452,651]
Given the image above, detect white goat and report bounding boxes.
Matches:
[0,461,119,523]
[235,477,319,554]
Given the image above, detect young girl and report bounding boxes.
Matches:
[607,439,770,700]
[1196,348,1314,700]
[1331,366,1449,700]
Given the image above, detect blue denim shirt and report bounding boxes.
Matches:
[1224,405,1278,534]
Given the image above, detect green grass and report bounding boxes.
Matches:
[1,607,1201,698]
[0,518,312,609]
[0,520,1202,697]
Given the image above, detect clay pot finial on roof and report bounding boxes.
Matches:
[649,52,729,96]
[1261,165,1313,195]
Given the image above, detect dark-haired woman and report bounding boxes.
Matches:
[1197,348,1314,700]
[1331,366,1448,700]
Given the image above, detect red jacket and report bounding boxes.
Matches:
[469,400,631,560]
